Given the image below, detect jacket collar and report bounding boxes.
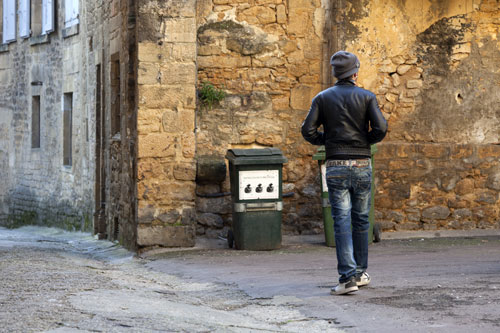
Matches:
[335,79,356,86]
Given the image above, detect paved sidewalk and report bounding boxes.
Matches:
[145,229,500,332]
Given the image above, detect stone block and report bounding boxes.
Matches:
[137,225,195,247]
[397,64,412,75]
[379,60,398,73]
[138,62,161,85]
[173,163,196,181]
[181,133,196,158]
[452,208,472,220]
[451,145,473,159]
[288,9,311,36]
[477,144,500,159]
[422,206,450,220]
[139,85,196,109]
[377,220,397,231]
[395,222,421,230]
[162,109,195,133]
[197,213,224,228]
[138,42,168,63]
[277,4,287,23]
[421,144,449,159]
[455,178,474,196]
[198,55,252,68]
[475,190,499,204]
[290,85,319,110]
[160,63,197,85]
[196,196,231,214]
[137,206,156,224]
[237,6,276,25]
[406,79,423,89]
[162,18,196,43]
[138,133,176,158]
[256,134,283,146]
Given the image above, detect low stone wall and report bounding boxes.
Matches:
[374,143,500,231]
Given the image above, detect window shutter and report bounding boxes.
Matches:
[42,0,55,35]
[19,0,31,38]
[65,0,79,28]
[2,0,16,43]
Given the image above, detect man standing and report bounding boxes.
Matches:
[301,51,387,295]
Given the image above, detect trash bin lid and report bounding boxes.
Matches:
[225,148,288,165]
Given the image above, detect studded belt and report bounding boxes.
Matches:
[325,159,371,167]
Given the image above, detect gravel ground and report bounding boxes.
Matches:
[0,227,340,332]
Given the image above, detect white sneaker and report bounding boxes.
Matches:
[331,277,359,295]
[356,272,371,287]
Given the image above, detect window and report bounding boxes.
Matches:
[110,57,120,136]
[63,93,72,166]
[64,0,78,28]
[42,0,54,35]
[19,0,30,38]
[2,0,15,43]
[32,96,40,148]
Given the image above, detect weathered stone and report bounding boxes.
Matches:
[385,211,405,222]
[379,60,398,73]
[173,163,196,181]
[391,73,401,87]
[377,220,397,231]
[290,85,318,110]
[138,133,176,158]
[137,225,195,247]
[452,208,472,220]
[196,155,227,184]
[277,4,287,23]
[475,190,499,204]
[157,210,181,224]
[422,206,450,220]
[397,64,412,75]
[237,6,276,25]
[138,206,156,224]
[396,222,421,231]
[486,168,500,191]
[385,93,398,103]
[196,196,232,215]
[406,79,423,89]
[197,213,224,228]
[455,178,474,196]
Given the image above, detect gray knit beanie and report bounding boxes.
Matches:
[330,51,360,79]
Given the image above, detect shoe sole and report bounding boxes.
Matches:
[331,286,359,295]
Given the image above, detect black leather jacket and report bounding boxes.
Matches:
[301,79,387,160]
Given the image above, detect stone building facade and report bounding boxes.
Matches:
[1,0,499,251]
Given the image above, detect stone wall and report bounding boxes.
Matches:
[338,0,500,231]
[195,0,328,235]
[375,143,500,230]
[0,0,139,250]
[194,0,500,235]
[0,1,94,230]
[135,0,198,247]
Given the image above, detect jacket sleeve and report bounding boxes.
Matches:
[366,95,388,144]
[301,96,325,146]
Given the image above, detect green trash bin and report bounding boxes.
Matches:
[225,148,287,250]
[312,145,378,247]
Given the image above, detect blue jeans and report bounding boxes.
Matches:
[326,163,372,283]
